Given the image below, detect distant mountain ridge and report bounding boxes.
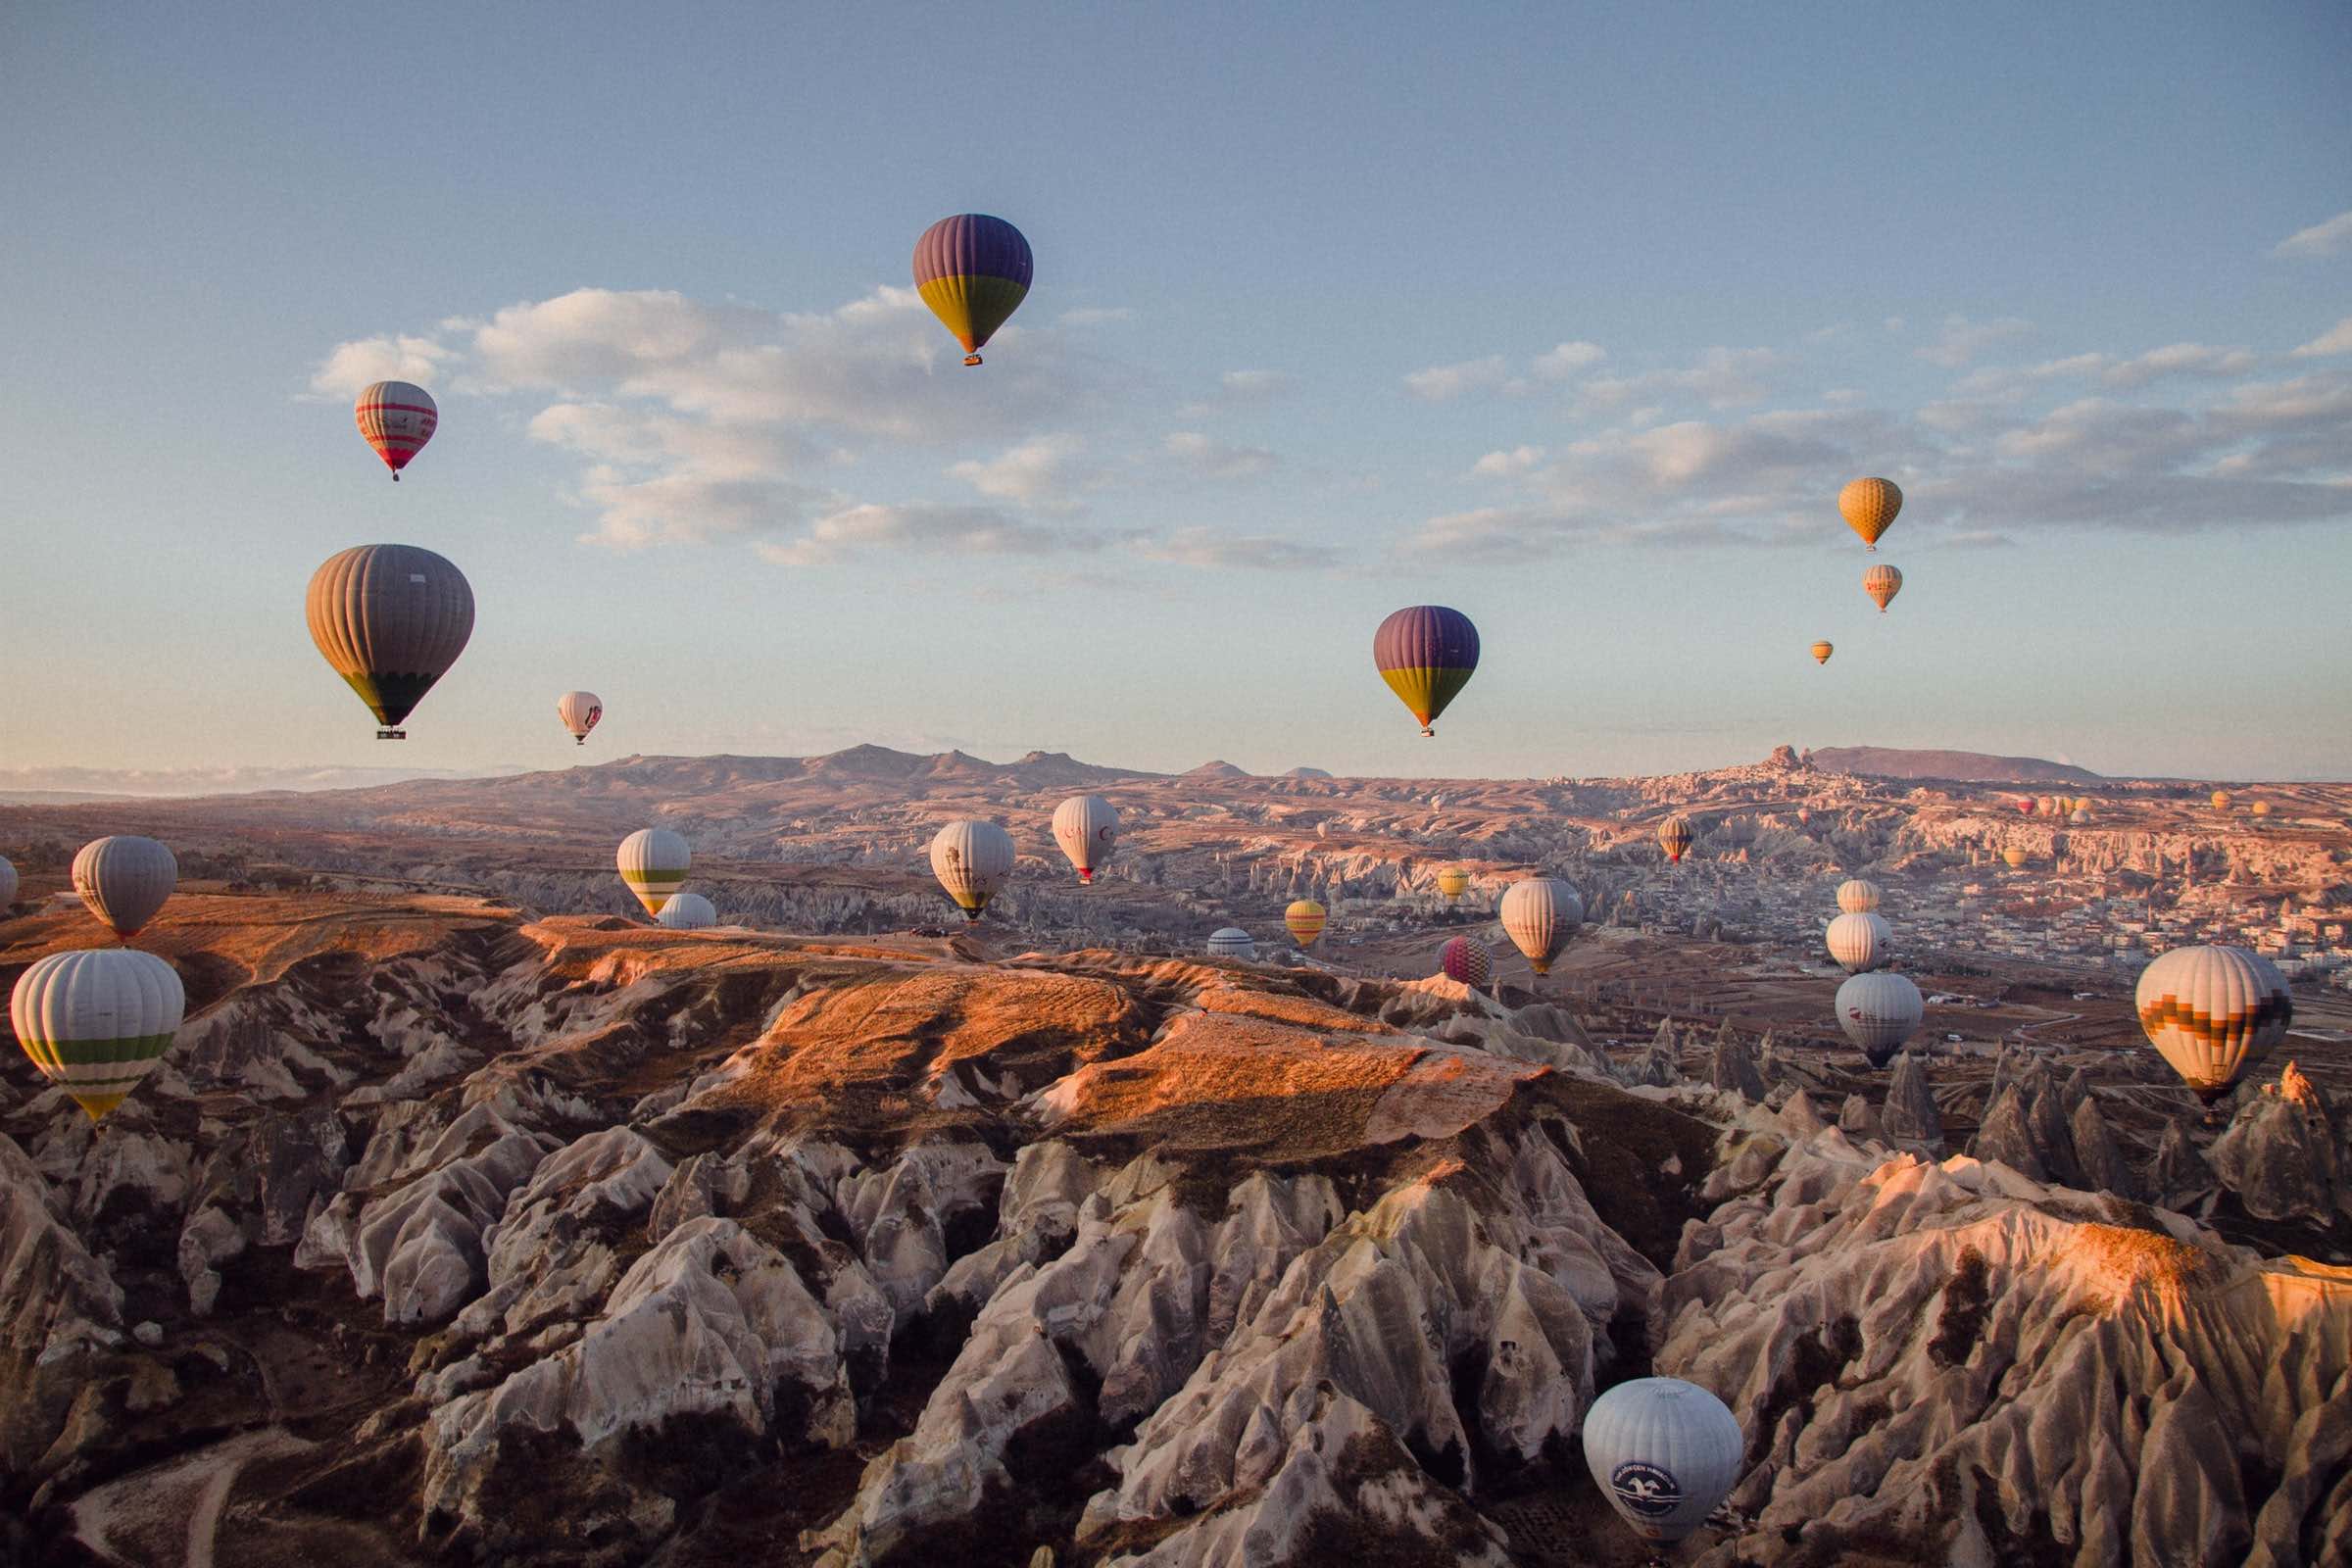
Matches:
[1811,746,2103,784]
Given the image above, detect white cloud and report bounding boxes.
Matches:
[1471,445,1545,477]
[2272,210,2352,259]
[1958,343,2258,397]
[1575,347,1782,415]
[949,433,1099,509]
[1163,431,1277,480]
[309,334,455,397]
[2292,317,2352,358]
[1532,340,1606,378]
[1218,368,1297,401]
[1916,315,2032,368]
[1131,528,1338,570]
[756,502,1078,566]
[1403,356,1512,402]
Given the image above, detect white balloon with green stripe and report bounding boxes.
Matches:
[616,828,690,918]
[12,949,185,1122]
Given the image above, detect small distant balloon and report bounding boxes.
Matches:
[1435,868,1470,902]
[1205,927,1255,961]
[355,380,438,479]
[72,836,177,941]
[656,892,716,930]
[1810,640,1835,666]
[558,691,604,746]
[1657,815,1693,864]
[2211,790,2232,811]
[1836,878,1881,914]
[912,215,1033,367]
[1863,563,1902,612]
[0,856,17,908]
[2002,847,2029,869]
[1052,796,1120,885]
[1284,900,1327,949]
[1838,476,1901,551]
[930,819,1015,922]
[1373,606,1480,738]
[2251,801,2273,818]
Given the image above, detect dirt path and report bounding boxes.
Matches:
[72,1426,313,1568]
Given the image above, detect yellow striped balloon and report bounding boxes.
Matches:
[1284,899,1327,948]
[2211,790,2232,811]
[1810,640,1834,665]
[2135,945,2290,1103]
[1838,477,1901,550]
[1657,815,1693,864]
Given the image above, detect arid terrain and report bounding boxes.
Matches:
[2,747,2348,1566]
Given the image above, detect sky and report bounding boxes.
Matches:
[3,1,2349,786]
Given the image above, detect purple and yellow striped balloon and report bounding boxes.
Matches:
[913,215,1033,367]
[1373,606,1480,737]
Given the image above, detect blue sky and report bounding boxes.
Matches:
[4,1,2349,783]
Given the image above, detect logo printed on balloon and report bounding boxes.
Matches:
[1610,1461,1686,1518]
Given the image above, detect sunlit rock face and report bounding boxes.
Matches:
[0,889,2344,1567]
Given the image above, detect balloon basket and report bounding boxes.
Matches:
[376,728,407,741]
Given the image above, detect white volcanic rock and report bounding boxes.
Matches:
[1660,1128,2352,1566]
[425,1215,853,1541]
[1883,1051,1942,1147]
[2149,1120,2218,1213]
[2209,1062,2349,1226]
[1709,1029,1767,1102]
[0,1135,125,1476]
[928,1140,1104,1316]
[2069,1095,2141,1202]
[73,1130,193,1232]
[305,1130,555,1324]
[448,1127,673,1348]
[174,1204,245,1317]
[1838,1093,1887,1145]
[835,1140,1006,1318]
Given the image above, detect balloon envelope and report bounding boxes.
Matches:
[1837,970,1924,1067]
[1052,796,1120,884]
[72,836,177,940]
[355,380,437,478]
[1440,936,1492,987]
[12,948,185,1122]
[1583,1377,1744,1544]
[1826,911,1891,973]
[1658,816,1693,864]
[617,828,691,917]
[2211,791,2232,811]
[2002,847,2029,869]
[1205,928,1255,960]
[1499,878,1582,976]
[2135,945,2290,1102]
[931,819,1015,921]
[0,856,16,909]
[1435,868,1470,901]
[656,893,716,930]
[1863,563,1902,612]
[558,691,603,744]
[1373,606,1480,737]
[1838,476,1901,550]
[912,215,1033,364]
[1836,878,1882,914]
[306,545,475,736]
[1810,641,1834,665]
[1284,900,1327,948]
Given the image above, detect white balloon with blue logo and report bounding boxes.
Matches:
[1582,1376,1744,1544]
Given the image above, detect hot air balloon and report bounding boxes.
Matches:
[2135,945,2290,1104]
[912,215,1032,367]
[2036,796,2057,816]
[2211,790,2232,811]
[1825,911,1891,973]
[2018,798,2036,815]
[355,380,438,479]
[1838,477,1901,551]
[1836,878,1882,914]
[557,691,603,746]
[1052,796,1120,885]
[1435,868,1470,902]
[1658,815,1694,864]
[1440,936,1493,988]
[306,545,475,739]
[1862,563,1903,612]
[71,836,176,941]
[1205,928,1256,961]
[12,948,185,1122]
[1285,900,1327,949]
[0,855,16,909]
[931,819,1014,922]
[1499,877,1582,977]
[616,828,690,918]
[1810,641,1834,665]
[1373,606,1480,737]
[656,893,716,931]
[2252,801,2274,818]
[2069,807,2091,825]
[1582,1377,1744,1545]
[1837,970,1924,1067]
[2002,847,2029,869]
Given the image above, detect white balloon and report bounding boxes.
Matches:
[1205,927,1255,960]
[616,828,690,918]
[72,836,177,940]
[1583,1377,1744,1544]
[0,855,17,908]
[1837,970,1924,1066]
[1825,911,1892,973]
[1499,877,1583,976]
[557,690,604,744]
[1835,878,1882,914]
[930,819,1015,921]
[1051,795,1120,884]
[2135,945,2290,1102]
[10,948,185,1121]
[656,892,716,930]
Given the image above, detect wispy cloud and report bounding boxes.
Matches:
[1131,527,1339,570]
[1471,445,1545,477]
[1916,315,2032,368]
[1164,430,1278,479]
[2272,210,2352,259]
[1403,356,1513,402]
[2292,317,2352,359]
[949,432,1102,511]
[1575,346,1781,415]
[309,334,456,397]
[756,502,1082,566]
